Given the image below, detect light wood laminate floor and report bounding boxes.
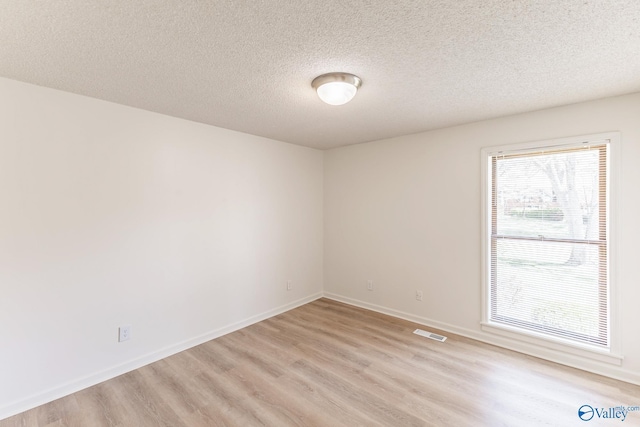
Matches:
[2,298,639,426]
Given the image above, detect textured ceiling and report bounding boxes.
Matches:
[1,1,639,150]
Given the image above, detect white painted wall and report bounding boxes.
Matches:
[324,92,640,384]
[0,77,323,418]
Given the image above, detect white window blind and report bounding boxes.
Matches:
[489,142,609,347]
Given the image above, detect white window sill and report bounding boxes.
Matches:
[481,321,623,366]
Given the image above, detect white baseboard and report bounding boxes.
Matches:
[323,292,640,387]
[0,292,323,421]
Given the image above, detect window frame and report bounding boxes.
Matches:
[480,132,622,365]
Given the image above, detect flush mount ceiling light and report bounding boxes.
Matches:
[312,72,362,106]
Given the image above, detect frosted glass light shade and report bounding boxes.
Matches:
[312,73,362,106]
[316,81,357,105]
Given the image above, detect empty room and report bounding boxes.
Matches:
[1,1,640,426]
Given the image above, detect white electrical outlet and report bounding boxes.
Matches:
[367,280,374,291]
[416,290,423,301]
[287,280,292,291]
[119,325,131,342]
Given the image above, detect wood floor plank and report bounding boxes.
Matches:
[2,298,640,426]
[68,382,124,427]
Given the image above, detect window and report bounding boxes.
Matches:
[482,135,614,351]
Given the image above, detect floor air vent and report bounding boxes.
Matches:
[413,329,447,342]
